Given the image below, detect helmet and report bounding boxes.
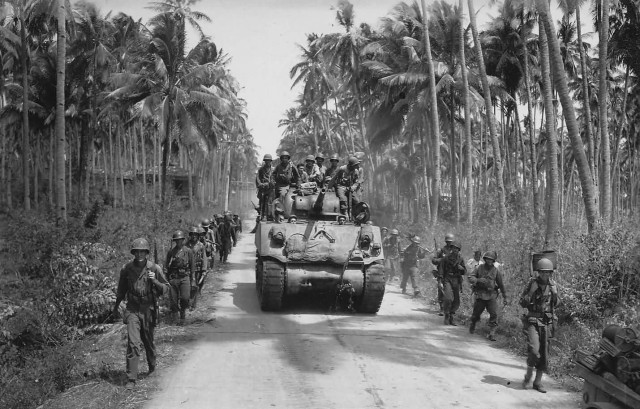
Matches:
[188,226,200,235]
[215,214,223,220]
[329,153,339,161]
[449,240,461,250]
[172,230,185,241]
[381,226,388,232]
[263,154,273,161]
[390,229,399,235]
[411,236,421,244]
[305,154,315,162]
[201,218,211,227]
[445,233,455,242]
[315,154,324,161]
[348,156,360,166]
[279,151,290,158]
[196,226,204,234]
[130,238,150,254]
[483,251,497,261]
[297,163,305,168]
[536,258,554,271]
[224,213,233,221]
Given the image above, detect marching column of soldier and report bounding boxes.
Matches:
[112,209,242,389]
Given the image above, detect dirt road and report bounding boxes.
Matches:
[145,232,580,409]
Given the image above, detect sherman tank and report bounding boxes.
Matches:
[254,182,386,313]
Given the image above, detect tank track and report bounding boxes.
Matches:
[258,259,286,311]
[356,263,386,313]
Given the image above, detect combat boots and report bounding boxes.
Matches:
[443,313,450,325]
[488,326,497,341]
[522,366,534,389]
[532,370,547,393]
[448,313,457,326]
[469,321,476,334]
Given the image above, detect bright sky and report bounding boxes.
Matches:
[92,0,578,158]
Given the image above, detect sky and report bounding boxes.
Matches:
[92,0,580,158]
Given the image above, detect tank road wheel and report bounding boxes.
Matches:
[356,263,386,313]
[259,260,286,311]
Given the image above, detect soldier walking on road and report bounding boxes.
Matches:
[383,228,402,282]
[432,233,456,315]
[519,258,559,393]
[400,236,427,296]
[468,251,508,341]
[113,238,169,389]
[216,213,237,263]
[187,227,208,310]
[436,240,466,325]
[200,218,217,265]
[165,230,195,325]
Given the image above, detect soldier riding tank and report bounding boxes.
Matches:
[254,182,386,313]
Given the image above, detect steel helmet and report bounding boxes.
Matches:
[130,238,150,254]
[536,258,554,271]
[348,156,360,166]
[390,229,399,235]
[305,154,315,162]
[445,233,455,242]
[449,240,461,250]
[279,151,290,158]
[172,230,186,241]
[263,154,273,161]
[315,153,324,160]
[483,251,497,261]
[201,218,211,227]
[329,153,339,161]
[381,226,388,232]
[411,236,421,244]
[188,226,200,235]
[297,163,305,168]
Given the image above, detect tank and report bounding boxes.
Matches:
[254,182,386,313]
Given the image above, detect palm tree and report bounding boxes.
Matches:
[459,0,473,224]
[598,0,612,222]
[467,0,507,223]
[55,0,67,221]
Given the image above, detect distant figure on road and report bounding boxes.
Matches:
[468,251,508,341]
[382,228,402,282]
[432,233,456,315]
[436,240,466,326]
[113,238,169,389]
[519,258,559,393]
[400,236,427,296]
[216,213,237,263]
[187,226,208,310]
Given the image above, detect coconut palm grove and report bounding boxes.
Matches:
[0,0,639,407]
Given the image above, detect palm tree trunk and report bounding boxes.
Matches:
[575,7,596,179]
[161,101,173,205]
[421,0,442,225]
[537,0,599,232]
[20,19,30,211]
[118,123,125,206]
[458,0,473,224]
[109,120,116,207]
[140,117,146,202]
[49,131,54,207]
[539,24,560,249]
[55,1,67,221]
[598,0,611,223]
[468,0,506,223]
[450,93,459,226]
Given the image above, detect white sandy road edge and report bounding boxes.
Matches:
[145,233,581,409]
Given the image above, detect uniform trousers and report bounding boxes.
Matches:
[524,322,549,371]
[442,278,461,315]
[385,258,400,281]
[401,266,419,292]
[124,309,156,381]
[169,276,191,316]
[470,297,498,327]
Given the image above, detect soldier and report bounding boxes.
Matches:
[326,156,364,218]
[113,238,169,389]
[468,251,508,341]
[436,240,466,325]
[165,230,195,325]
[187,226,208,310]
[297,163,309,183]
[271,151,300,216]
[304,154,322,185]
[315,154,327,187]
[380,226,389,239]
[323,153,340,188]
[200,218,216,263]
[216,213,237,263]
[520,258,559,393]
[383,228,402,282]
[467,250,482,270]
[233,214,242,235]
[400,236,427,296]
[431,233,456,315]
[254,154,274,229]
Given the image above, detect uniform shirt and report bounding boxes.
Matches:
[186,240,208,271]
[271,161,300,187]
[116,260,168,312]
[327,165,364,191]
[304,163,322,185]
[298,168,309,183]
[324,165,339,185]
[255,165,273,190]
[431,244,453,266]
[437,253,466,281]
[402,243,426,267]
[520,278,559,320]
[469,263,506,300]
[165,245,195,279]
[317,164,327,186]
[217,221,237,245]
[382,236,402,259]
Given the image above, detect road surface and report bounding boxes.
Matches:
[145,232,580,409]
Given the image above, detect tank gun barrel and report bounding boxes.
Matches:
[313,188,326,213]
